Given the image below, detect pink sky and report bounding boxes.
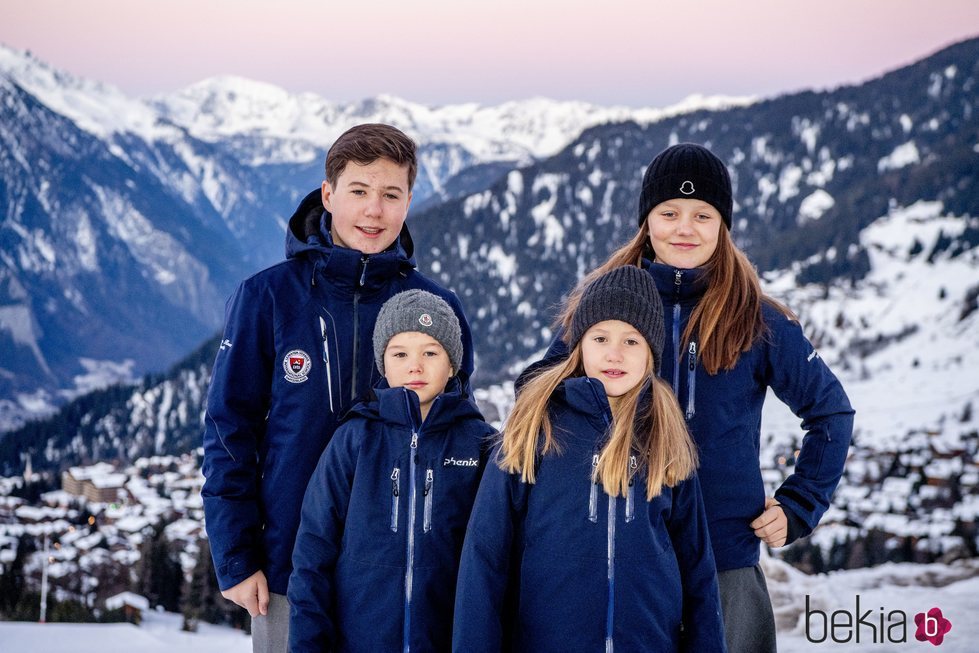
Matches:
[2,0,978,107]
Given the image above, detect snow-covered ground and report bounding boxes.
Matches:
[0,609,249,653]
[1,560,975,651]
[766,555,979,652]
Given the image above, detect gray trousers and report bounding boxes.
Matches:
[717,564,777,653]
[251,592,290,653]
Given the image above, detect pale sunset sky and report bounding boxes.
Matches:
[2,0,978,108]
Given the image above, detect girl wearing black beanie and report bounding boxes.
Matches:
[454,265,727,652]
[546,143,854,653]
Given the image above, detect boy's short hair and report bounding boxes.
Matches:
[373,290,463,376]
[325,123,418,191]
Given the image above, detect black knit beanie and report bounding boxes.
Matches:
[374,290,463,375]
[637,143,733,229]
[568,266,665,370]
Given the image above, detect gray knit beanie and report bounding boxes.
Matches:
[568,266,665,370]
[373,290,463,375]
[637,143,733,229]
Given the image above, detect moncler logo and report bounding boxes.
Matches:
[419,313,433,327]
[679,180,696,195]
[283,349,312,383]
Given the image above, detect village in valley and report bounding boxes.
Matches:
[0,413,976,633]
[0,452,246,632]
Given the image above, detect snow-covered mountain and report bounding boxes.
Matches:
[0,37,976,436]
[0,43,749,430]
[407,37,979,383]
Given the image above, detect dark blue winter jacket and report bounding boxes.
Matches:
[532,260,854,572]
[453,376,727,653]
[288,378,495,653]
[201,190,474,594]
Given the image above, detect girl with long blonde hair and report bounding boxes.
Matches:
[530,143,854,653]
[453,266,727,653]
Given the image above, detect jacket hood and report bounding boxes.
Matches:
[285,188,417,263]
[550,376,613,435]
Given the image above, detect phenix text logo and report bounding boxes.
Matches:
[443,457,479,467]
[805,596,952,646]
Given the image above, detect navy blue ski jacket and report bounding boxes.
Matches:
[453,376,727,653]
[532,260,854,572]
[288,378,495,653]
[201,190,474,594]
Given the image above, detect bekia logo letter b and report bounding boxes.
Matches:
[915,607,952,646]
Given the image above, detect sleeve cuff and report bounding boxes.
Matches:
[779,502,812,546]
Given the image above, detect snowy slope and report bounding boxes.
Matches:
[0,610,249,653]
[762,200,979,451]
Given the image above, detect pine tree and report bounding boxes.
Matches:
[137,527,184,612]
[0,534,32,616]
[181,541,209,632]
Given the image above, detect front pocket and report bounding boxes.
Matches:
[589,453,599,523]
[390,467,400,532]
[423,468,434,533]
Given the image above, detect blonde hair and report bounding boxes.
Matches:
[499,342,697,499]
[556,225,794,374]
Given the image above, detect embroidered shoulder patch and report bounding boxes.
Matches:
[283,349,312,383]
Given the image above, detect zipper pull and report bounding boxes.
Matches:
[391,468,400,496]
[589,453,600,523]
[688,341,697,370]
[359,256,369,287]
[628,455,637,486]
[410,432,418,449]
[424,469,433,496]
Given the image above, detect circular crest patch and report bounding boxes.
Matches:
[679,180,696,195]
[418,313,434,327]
[283,349,312,383]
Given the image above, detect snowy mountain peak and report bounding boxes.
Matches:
[0,43,171,141]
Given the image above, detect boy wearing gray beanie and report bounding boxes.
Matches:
[289,290,493,652]
[372,289,464,420]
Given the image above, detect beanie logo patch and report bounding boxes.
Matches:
[283,349,311,383]
[418,313,433,327]
[679,180,696,195]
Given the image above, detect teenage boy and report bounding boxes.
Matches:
[201,124,473,652]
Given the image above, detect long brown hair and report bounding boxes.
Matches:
[499,342,697,499]
[557,225,794,374]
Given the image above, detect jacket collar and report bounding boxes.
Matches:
[353,376,483,434]
[642,257,710,303]
[285,188,417,293]
[552,376,614,434]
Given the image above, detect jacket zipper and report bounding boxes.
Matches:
[350,256,368,403]
[625,456,637,523]
[672,270,682,393]
[390,467,400,532]
[402,390,435,653]
[686,341,698,420]
[423,469,434,533]
[319,317,335,413]
[588,380,618,652]
[403,429,418,653]
[606,493,617,653]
